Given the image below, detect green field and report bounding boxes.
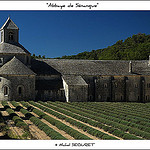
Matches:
[0,101,150,140]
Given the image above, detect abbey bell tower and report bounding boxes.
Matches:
[0,17,19,43]
[0,17,31,66]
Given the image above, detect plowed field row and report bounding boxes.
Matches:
[0,101,149,140]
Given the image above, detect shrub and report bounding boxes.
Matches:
[29,116,67,140]
[123,133,143,140]
[6,108,17,118]
[1,101,10,110]
[20,108,33,119]
[112,129,124,137]
[12,116,22,124]
[102,134,118,140]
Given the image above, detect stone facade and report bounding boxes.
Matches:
[0,17,150,102]
[62,75,88,102]
[93,75,150,102]
[0,75,35,101]
[35,75,65,101]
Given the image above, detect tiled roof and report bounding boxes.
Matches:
[0,56,36,75]
[0,42,30,54]
[0,17,19,30]
[34,59,150,76]
[62,75,88,85]
[31,59,60,75]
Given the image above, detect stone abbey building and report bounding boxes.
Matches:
[0,17,150,102]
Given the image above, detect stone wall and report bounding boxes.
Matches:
[1,73,149,102]
[63,79,69,102]
[93,75,150,102]
[68,85,88,102]
[126,76,141,102]
[83,76,95,101]
[35,75,65,101]
[95,76,112,102]
[0,75,35,101]
[35,89,65,101]
[143,76,150,102]
[62,77,88,102]
[112,76,126,102]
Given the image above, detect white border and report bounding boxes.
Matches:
[0,140,150,149]
[0,1,149,10]
[0,1,150,149]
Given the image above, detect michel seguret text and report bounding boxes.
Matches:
[55,142,95,147]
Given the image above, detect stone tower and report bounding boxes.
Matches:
[0,18,36,101]
[0,17,31,66]
[0,17,19,43]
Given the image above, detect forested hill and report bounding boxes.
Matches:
[56,33,150,60]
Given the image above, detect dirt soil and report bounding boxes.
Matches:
[19,103,74,140]
[8,102,50,140]
[0,104,25,139]
[0,132,4,136]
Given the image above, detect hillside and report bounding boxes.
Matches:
[55,33,150,60]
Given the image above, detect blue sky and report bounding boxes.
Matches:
[0,11,150,58]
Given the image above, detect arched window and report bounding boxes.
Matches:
[17,85,24,96]
[89,95,93,101]
[18,87,22,95]
[121,96,123,101]
[9,32,13,41]
[4,86,9,96]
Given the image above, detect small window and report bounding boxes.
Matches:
[94,79,97,83]
[145,95,149,100]
[104,83,108,88]
[121,96,123,101]
[18,87,22,95]
[9,32,13,41]
[135,84,138,88]
[89,95,93,101]
[17,85,24,96]
[147,83,150,88]
[4,86,9,96]
[107,97,110,101]
[98,95,102,100]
